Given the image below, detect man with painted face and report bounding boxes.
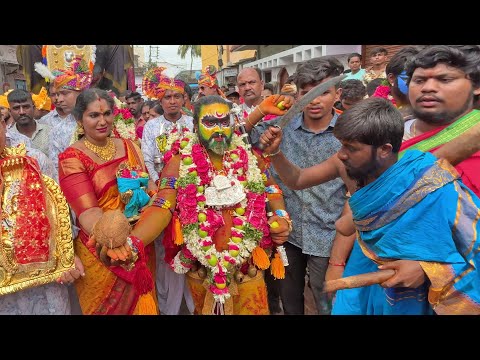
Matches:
[146,95,292,314]
[197,105,232,154]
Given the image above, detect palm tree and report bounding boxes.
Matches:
[177,45,201,73]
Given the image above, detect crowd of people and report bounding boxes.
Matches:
[0,44,479,315]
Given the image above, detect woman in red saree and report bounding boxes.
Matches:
[58,88,161,315]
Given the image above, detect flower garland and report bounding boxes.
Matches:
[164,128,272,303]
[371,80,397,106]
[111,107,137,141]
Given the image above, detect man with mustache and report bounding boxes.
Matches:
[38,83,68,127]
[400,45,480,196]
[125,91,145,135]
[138,95,291,314]
[7,89,52,157]
[259,45,480,313]
[333,97,480,314]
[237,67,264,119]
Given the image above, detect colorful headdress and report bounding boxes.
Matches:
[197,65,225,97]
[51,56,93,90]
[0,95,8,109]
[0,89,13,109]
[34,45,96,91]
[197,65,219,88]
[142,67,185,100]
[32,87,52,111]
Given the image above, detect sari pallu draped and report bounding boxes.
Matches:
[399,109,480,197]
[333,150,480,315]
[59,139,157,315]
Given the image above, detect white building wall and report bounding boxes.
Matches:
[240,45,362,81]
[0,45,23,92]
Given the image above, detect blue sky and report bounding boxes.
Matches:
[143,45,202,74]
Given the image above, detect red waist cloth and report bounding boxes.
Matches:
[400,126,480,197]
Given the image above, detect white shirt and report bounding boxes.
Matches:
[38,108,61,128]
[141,115,194,182]
[48,114,77,172]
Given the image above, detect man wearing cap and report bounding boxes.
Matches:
[226,89,240,105]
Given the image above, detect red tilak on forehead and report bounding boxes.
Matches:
[200,111,229,121]
[215,111,228,118]
[98,98,106,112]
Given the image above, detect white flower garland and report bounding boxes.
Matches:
[113,119,136,141]
[166,129,267,303]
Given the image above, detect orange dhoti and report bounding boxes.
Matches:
[186,270,269,315]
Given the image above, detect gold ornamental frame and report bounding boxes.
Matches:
[0,157,74,295]
[45,45,94,72]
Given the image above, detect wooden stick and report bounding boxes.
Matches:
[323,269,396,292]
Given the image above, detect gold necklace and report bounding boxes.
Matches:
[83,137,116,161]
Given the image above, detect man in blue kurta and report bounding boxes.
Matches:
[331,97,480,315]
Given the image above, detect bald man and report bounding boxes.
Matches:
[237,67,264,116]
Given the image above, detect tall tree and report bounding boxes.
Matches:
[177,45,201,72]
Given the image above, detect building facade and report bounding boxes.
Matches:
[234,45,362,91]
[200,45,256,88]
[0,45,25,93]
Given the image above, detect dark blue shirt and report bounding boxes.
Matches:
[251,112,347,256]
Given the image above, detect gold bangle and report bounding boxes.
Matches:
[264,149,281,158]
[257,107,266,117]
[245,114,255,127]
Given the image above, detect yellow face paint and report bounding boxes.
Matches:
[198,103,233,148]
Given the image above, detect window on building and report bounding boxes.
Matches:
[15,80,26,90]
[264,71,271,83]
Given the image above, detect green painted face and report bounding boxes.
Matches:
[197,102,233,154]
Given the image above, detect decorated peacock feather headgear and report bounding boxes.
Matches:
[142,67,185,100]
[34,45,96,91]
